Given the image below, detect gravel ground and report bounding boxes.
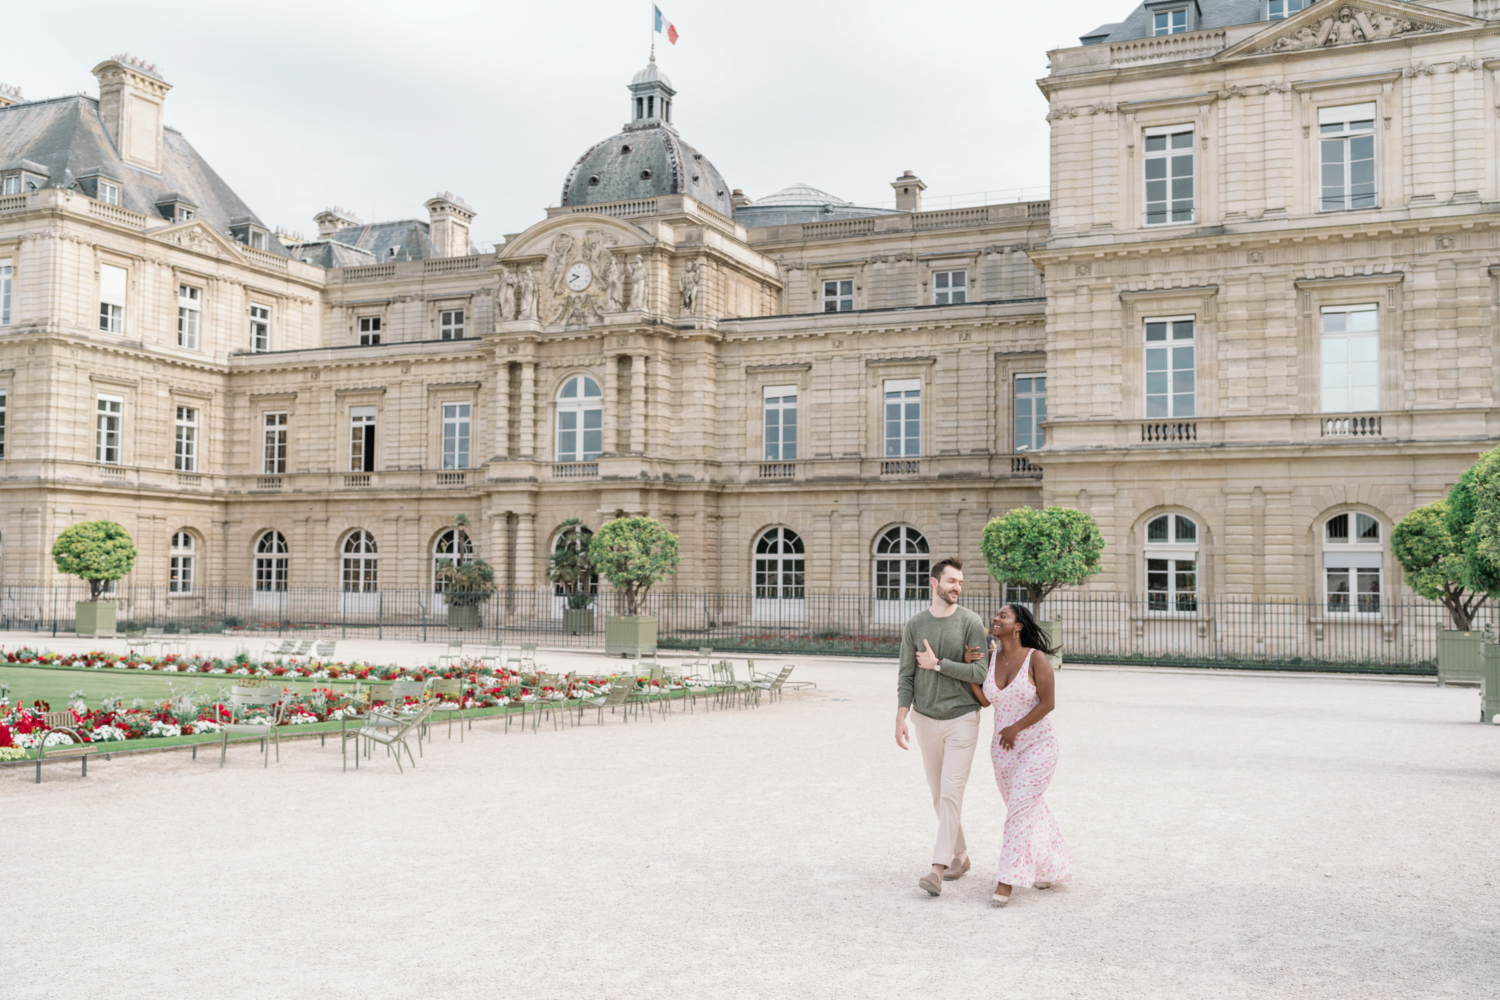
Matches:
[4,646,1498,1000]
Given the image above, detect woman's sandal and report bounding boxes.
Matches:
[990,890,1011,907]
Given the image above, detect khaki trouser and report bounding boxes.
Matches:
[909,709,980,868]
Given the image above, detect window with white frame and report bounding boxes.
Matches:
[0,390,6,460]
[1145,513,1199,612]
[174,406,198,472]
[1154,8,1188,34]
[933,270,967,305]
[358,316,381,346]
[556,375,602,462]
[432,528,473,593]
[97,180,121,205]
[255,530,288,591]
[96,396,122,464]
[1,174,20,195]
[341,530,378,592]
[1324,512,1382,615]
[169,531,195,594]
[1002,582,1029,604]
[248,230,266,250]
[250,303,270,353]
[177,285,201,349]
[823,279,854,312]
[1144,126,1195,226]
[440,309,465,340]
[99,264,126,334]
[874,526,930,602]
[263,412,287,474]
[1319,103,1376,212]
[1321,304,1379,413]
[350,406,376,472]
[1144,317,1196,418]
[1268,0,1313,19]
[763,385,798,461]
[883,379,921,458]
[1014,374,1047,452]
[1,257,11,326]
[442,402,471,470]
[754,528,806,599]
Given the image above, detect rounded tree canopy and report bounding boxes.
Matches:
[588,517,680,616]
[980,506,1104,608]
[51,520,138,600]
[1450,445,1500,588]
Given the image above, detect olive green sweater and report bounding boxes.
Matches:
[896,606,989,720]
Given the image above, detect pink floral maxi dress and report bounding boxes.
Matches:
[984,648,1073,887]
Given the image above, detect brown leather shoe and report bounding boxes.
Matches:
[942,856,971,881]
[918,872,942,896]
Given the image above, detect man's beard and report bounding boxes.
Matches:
[935,588,958,606]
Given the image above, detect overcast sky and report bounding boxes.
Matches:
[3,0,1131,245]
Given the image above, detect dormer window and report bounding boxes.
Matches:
[387,247,399,259]
[98,180,121,205]
[78,171,123,205]
[229,217,269,250]
[1154,8,1187,34]
[1268,0,1313,19]
[155,194,198,223]
[1,174,21,195]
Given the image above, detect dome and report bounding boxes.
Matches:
[752,183,854,208]
[559,62,735,218]
[733,182,892,229]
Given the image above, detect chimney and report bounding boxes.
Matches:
[892,170,926,212]
[731,188,752,209]
[424,192,476,258]
[314,205,362,239]
[92,55,171,172]
[0,84,23,108]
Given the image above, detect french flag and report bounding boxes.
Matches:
[654,5,679,44]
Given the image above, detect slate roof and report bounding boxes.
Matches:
[1078,0,1413,45]
[324,219,436,263]
[0,93,287,256]
[282,238,377,268]
[734,183,894,229]
[560,123,734,217]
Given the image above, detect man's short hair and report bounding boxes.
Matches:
[930,557,963,581]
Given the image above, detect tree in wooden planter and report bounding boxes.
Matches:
[51,520,137,635]
[589,517,680,656]
[548,518,597,634]
[1393,499,1495,631]
[433,513,495,629]
[980,506,1104,662]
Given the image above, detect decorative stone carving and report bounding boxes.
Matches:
[1046,105,1080,122]
[866,251,915,265]
[1088,102,1118,115]
[1436,234,1456,250]
[604,254,623,312]
[1264,5,1444,52]
[779,259,807,272]
[1075,263,1093,277]
[627,253,647,311]
[681,259,702,316]
[1259,81,1292,95]
[497,266,516,322]
[1248,250,1266,264]
[518,267,537,321]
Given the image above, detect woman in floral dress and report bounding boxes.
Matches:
[975,602,1072,906]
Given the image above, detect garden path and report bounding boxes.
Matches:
[4,654,1498,999]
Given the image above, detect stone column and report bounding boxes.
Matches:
[519,362,537,460]
[515,512,536,589]
[629,354,646,455]
[603,355,619,456]
[488,510,511,591]
[492,361,510,461]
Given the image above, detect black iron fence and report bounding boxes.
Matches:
[0,584,1483,675]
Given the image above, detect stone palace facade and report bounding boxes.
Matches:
[1,1,1498,619]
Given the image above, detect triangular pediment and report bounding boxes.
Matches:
[1219,1,1482,59]
[149,219,247,261]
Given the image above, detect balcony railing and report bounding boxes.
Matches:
[553,462,599,479]
[97,464,126,481]
[1142,422,1197,444]
[1321,415,1382,439]
[758,463,796,480]
[1110,29,1227,68]
[343,474,372,488]
[177,473,203,488]
[255,476,284,491]
[1011,456,1042,476]
[880,460,921,476]
[436,471,468,487]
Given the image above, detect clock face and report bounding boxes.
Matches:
[566,262,593,291]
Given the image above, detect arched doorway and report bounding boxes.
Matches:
[752,527,806,622]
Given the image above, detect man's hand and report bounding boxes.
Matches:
[917,640,941,671]
[895,707,911,750]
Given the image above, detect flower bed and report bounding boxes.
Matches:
[660,633,900,656]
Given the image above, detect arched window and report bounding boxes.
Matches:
[169,531,195,594]
[342,530,378,593]
[874,527,930,602]
[551,524,598,596]
[1323,512,1382,615]
[433,528,474,593]
[1144,513,1198,612]
[754,528,805,599]
[255,531,288,592]
[556,375,603,462]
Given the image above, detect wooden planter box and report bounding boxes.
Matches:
[75,601,116,637]
[1039,620,1063,670]
[446,605,481,630]
[563,609,595,635]
[1482,641,1500,724]
[605,615,657,657]
[1437,629,1487,686]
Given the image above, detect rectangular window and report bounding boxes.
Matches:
[99,264,127,334]
[1014,374,1047,452]
[763,385,798,461]
[97,180,121,205]
[1321,305,1379,413]
[1147,557,1199,612]
[883,379,921,458]
[249,303,270,353]
[1,174,20,195]
[174,406,198,472]
[350,406,376,472]
[1153,8,1187,34]
[1268,0,1311,19]
[177,285,201,349]
[0,390,6,459]
[248,230,266,250]
[442,402,471,470]
[1144,317,1195,418]
[822,279,854,312]
[1144,126,1195,226]
[359,316,381,345]
[0,257,10,326]
[1326,553,1382,615]
[96,396,123,464]
[263,411,287,474]
[169,533,194,595]
[1319,103,1376,212]
[933,270,967,305]
[440,309,465,340]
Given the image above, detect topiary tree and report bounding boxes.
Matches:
[588,517,680,616]
[547,519,596,610]
[1393,499,1494,631]
[51,520,138,600]
[980,506,1104,614]
[1451,445,1500,597]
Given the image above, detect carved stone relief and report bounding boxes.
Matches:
[1263,5,1445,52]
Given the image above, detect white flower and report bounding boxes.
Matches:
[191,720,222,734]
[90,726,128,742]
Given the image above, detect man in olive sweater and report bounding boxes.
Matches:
[895,557,989,896]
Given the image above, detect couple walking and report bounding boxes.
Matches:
[895,557,1072,906]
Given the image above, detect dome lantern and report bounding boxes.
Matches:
[626,55,675,132]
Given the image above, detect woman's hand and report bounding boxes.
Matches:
[997,725,1019,751]
[963,644,984,664]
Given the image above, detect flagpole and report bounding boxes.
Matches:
[649,2,655,61]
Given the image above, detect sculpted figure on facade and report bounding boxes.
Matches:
[1266,5,1438,52]
[519,266,538,321]
[627,253,647,311]
[604,254,623,312]
[497,266,516,322]
[681,258,701,316]
[546,233,575,296]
